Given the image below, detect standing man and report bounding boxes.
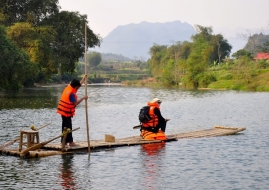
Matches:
[57,75,88,146]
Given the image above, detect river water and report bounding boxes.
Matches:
[0,85,268,190]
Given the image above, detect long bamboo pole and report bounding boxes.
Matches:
[85,22,90,154]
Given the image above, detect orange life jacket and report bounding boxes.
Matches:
[140,129,167,140]
[142,101,159,128]
[57,84,77,117]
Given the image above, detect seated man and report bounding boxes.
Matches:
[140,98,170,140]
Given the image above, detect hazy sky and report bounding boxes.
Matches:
[58,0,269,38]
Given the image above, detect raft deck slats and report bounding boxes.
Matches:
[43,136,178,151]
[0,126,246,158]
[168,127,246,139]
[43,126,246,151]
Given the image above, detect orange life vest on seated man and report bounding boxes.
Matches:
[140,98,167,140]
[140,101,167,140]
[141,101,160,130]
[57,84,78,117]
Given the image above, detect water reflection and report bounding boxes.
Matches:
[0,86,269,189]
[59,154,77,190]
[0,85,226,110]
[140,142,166,190]
[0,87,61,110]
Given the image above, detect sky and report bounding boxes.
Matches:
[58,0,269,38]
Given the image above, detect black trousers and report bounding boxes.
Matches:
[61,116,73,143]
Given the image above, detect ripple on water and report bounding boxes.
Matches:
[0,88,269,189]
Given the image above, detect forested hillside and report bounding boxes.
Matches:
[1,1,269,92]
[140,25,269,91]
[0,0,101,90]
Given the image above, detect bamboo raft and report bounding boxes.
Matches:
[0,126,246,158]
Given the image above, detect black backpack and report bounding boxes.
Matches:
[138,106,151,123]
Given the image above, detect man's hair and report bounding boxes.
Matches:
[70,79,81,88]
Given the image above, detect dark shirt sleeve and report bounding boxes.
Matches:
[69,93,76,103]
[154,108,166,123]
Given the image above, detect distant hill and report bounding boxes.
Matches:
[244,33,269,54]
[101,53,132,62]
[91,21,196,59]
[214,27,269,54]
[90,20,268,59]
[79,52,132,62]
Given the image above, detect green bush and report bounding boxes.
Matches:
[198,73,217,88]
[255,60,269,69]
[255,85,269,91]
[231,82,247,91]
[218,73,233,80]
[208,80,234,89]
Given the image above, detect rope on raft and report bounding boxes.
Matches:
[62,128,71,136]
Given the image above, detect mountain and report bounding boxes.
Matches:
[214,27,269,54]
[91,21,260,60]
[244,33,269,53]
[101,53,132,62]
[91,21,196,60]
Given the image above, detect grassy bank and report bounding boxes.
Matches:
[206,60,269,91]
[123,59,269,92]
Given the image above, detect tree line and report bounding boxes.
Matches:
[146,25,269,90]
[0,0,101,90]
[147,25,232,88]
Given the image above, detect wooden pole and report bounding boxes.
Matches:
[133,125,141,129]
[85,22,91,154]
[61,127,68,152]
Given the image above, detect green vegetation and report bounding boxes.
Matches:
[0,25,37,90]
[142,25,269,91]
[76,52,150,83]
[1,1,269,92]
[0,0,100,90]
[206,58,269,91]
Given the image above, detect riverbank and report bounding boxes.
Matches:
[31,72,269,92]
[36,82,122,88]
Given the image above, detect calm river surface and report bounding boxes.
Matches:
[0,85,269,190]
